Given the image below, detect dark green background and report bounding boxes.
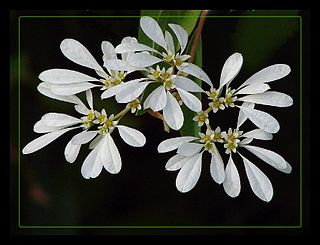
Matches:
[10,10,308,235]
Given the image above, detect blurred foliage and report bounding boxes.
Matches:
[232,10,299,73]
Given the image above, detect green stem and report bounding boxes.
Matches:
[204,107,212,114]
[189,10,209,64]
[113,107,130,121]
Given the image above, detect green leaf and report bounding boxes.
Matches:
[232,10,299,73]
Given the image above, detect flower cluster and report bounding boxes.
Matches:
[158,52,293,202]
[23,16,293,202]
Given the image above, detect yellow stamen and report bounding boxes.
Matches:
[87,112,94,121]
[175,57,183,66]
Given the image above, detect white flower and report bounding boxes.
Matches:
[22,88,147,179]
[93,109,107,124]
[220,127,292,202]
[81,124,146,179]
[206,52,293,133]
[157,130,226,193]
[22,89,97,162]
[114,16,213,87]
[126,99,142,113]
[37,38,149,103]
[209,97,225,113]
[143,66,204,130]
[193,110,209,127]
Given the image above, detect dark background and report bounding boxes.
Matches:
[10,10,310,236]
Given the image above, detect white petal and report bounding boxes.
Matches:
[143,85,167,111]
[101,41,117,61]
[238,106,280,133]
[241,129,273,141]
[22,127,76,154]
[39,69,99,84]
[240,64,291,88]
[243,145,290,172]
[164,30,175,53]
[86,89,93,109]
[74,103,89,115]
[235,83,270,95]
[219,53,243,89]
[157,136,197,153]
[163,91,184,130]
[60,39,106,76]
[115,42,159,54]
[238,91,293,107]
[176,88,202,112]
[89,135,103,149]
[175,153,202,193]
[33,120,65,133]
[41,113,82,127]
[165,154,188,171]
[117,125,146,147]
[177,143,203,157]
[210,144,225,184]
[236,102,254,129]
[48,82,100,96]
[126,53,162,68]
[103,59,139,72]
[223,155,241,198]
[71,130,98,145]
[101,78,143,99]
[178,63,212,87]
[37,82,83,104]
[103,134,122,174]
[116,81,150,103]
[120,36,138,61]
[81,138,103,179]
[241,155,273,202]
[140,16,167,50]
[64,139,81,163]
[168,23,188,54]
[240,138,253,145]
[173,76,205,93]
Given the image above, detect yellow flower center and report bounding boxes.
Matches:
[105,119,113,128]
[117,72,125,80]
[228,134,236,142]
[225,97,234,106]
[104,79,111,87]
[153,70,161,78]
[98,114,106,123]
[198,115,207,122]
[213,100,221,108]
[162,72,170,81]
[87,111,95,121]
[213,132,222,141]
[226,142,236,151]
[130,101,140,109]
[164,80,174,89]
[202,135,211,143]
[209,91,217,100]
[204,142,213,151]
[165,54,174,62]
[83,121,92,128]
[175,57,183,66]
